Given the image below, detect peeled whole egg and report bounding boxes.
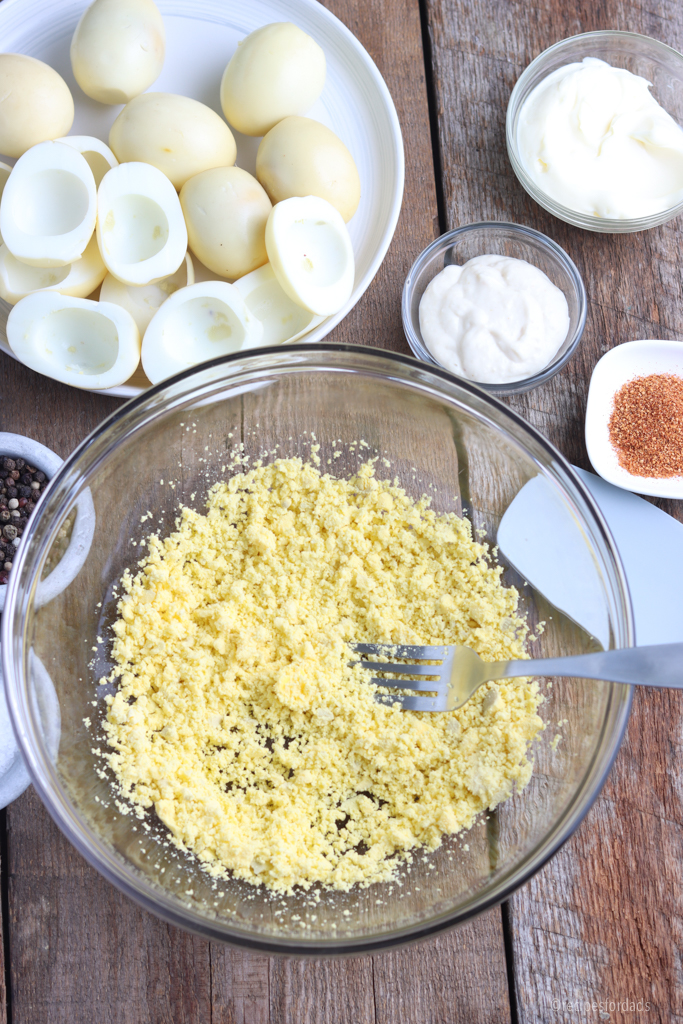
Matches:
[0,232,106,304]
[265,195,354,316]
[97,162,188,286]
[57,135,118,187]
[220,23,326,138]
[0,141,97,267]
[180,166,271,281]
[233,263,324,345]
[141,281,263,384]
[70,0,165,105]
[7,292,141,390]
[256,116,361,223]
[100,251,194,335]
[109,93,236,190]
[0,55,74,158]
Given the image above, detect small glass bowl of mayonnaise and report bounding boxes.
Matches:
[507,31,683,232]
[402,221,586,396]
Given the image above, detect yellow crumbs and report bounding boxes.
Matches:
[103,458,543,893]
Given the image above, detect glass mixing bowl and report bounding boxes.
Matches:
[506,31,683,232]
[2,345,633,954]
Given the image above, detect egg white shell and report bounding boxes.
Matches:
[0,232,106,304]
[0,55,74,158]
[100,251,194,335]
[265,196,354,316]
[57,135,118,187]
[97,162,188,286]
[233,263,325,345]
[141,280,263,384]
[0,141,97,268]
[70,0,165,105]
[220,23,326,138]
[0,161,12,245]
[7,292,140,389]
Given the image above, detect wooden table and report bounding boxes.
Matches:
[1,0,682,1020]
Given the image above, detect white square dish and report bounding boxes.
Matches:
[585,338,683,499]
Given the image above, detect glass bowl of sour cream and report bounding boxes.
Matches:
[402,221,586,396]
[507,31,683,232]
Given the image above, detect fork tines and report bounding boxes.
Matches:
[349,642,447,700]
[351,642,447,660]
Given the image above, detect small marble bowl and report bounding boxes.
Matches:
[0,432,96,612]
[585,339,683,499]
[401,222,586,396]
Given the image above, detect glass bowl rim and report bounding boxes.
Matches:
[505,30,683,233]
[2,342,634,955]
[401,221,587,395]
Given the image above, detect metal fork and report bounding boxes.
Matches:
[351,641,683,712]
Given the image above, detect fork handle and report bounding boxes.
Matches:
[501,642,683,688]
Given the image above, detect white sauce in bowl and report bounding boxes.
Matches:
[418,254,569,384]
[516,57,683,219]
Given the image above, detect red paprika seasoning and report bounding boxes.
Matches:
[608,373,683,478]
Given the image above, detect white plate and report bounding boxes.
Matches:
[0,0,404,397]
[585,338,683,499]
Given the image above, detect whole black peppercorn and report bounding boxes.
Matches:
[0,456,53,584]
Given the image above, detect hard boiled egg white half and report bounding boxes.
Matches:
[141,281,263,384]
[265,195,354,316]
[97,162,187,286]
[100,251,194,335]
[233,263,324,345]
[57,135,118,187]
[0,141,97,267]
[0,232,106,304]
[7,292,140,390]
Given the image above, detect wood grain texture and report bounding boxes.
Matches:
[372,914,511,1024]
[424,0,683,1020]
[0,812,7,1024]
[320,0,440,354]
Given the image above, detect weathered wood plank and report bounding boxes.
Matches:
[0,811,7,1024]
[269,956,375,1023]
[424,0,683,1020]
[372,913,512,1024]
[7,788,213,1024]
